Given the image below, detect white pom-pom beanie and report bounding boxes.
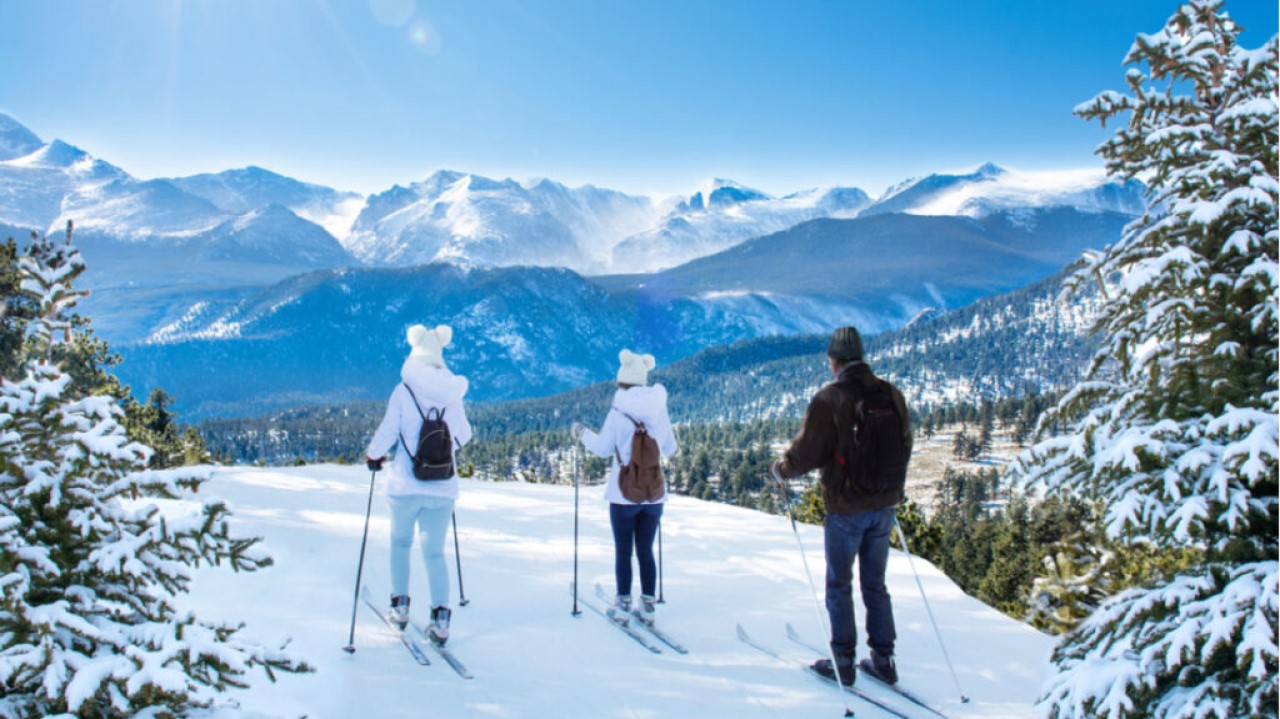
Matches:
[616,348,656,386]
[407,324,452,369]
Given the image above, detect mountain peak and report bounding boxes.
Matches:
[13,139,91,169]
[0,113,43,161]
[684,178,770,211]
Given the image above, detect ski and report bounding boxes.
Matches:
[360,585,431,666]
[737,623,912,719]
[593,583,688,654]
[409,622,474,679]
[570,582,662,654]
[785,623,950,719]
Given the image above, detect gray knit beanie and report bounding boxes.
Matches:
[826,326,864,361]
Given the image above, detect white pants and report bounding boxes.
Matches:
[388,494,454,608]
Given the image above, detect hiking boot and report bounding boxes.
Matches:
[859,649,898,685]
[389,595,410,630]
[812,657,856,687]
[606,595,632,625]
[637,594,657,626]
[428,606,451,645]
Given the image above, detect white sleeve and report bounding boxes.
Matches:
[656,403,678,458]
[449,397,472,449]
[366,387,403,459]
[581,409,623,459]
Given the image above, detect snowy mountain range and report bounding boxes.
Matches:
[0,112,1144,417]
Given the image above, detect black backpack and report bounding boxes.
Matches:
[833,377,909,495]
[399,384,454,481]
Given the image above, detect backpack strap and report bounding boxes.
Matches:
[398,383,447,460]
[610,408,645,463]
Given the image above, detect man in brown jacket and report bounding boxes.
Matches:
[771,326,911,687]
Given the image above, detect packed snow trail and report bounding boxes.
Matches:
[179,465,1053,718]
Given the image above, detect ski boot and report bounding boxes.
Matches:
[858,648,898,684]
[429,606,451,645]
[389,595,410,630]
[637,594,657,626]
[606,594,632,626]
[812,656,856,687]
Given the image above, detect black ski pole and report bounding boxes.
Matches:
[656,522,665,603]
[772,466,854,717]
[571,442,582,617]
[452,511,470,607]
[343,469,378,654]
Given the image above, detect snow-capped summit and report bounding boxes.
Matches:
[343,170,660,272]
[610,181,873,273]
[866,162,1146,219]
[0,113,44,161]
[170,165,364,241]
[681,178,771,211]
[9,139,94,170]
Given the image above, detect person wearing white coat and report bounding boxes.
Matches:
[366,324,472,644]
[572,349,678,626]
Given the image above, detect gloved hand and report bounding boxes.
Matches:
[769,460,786,486]
[366,456,385,472]
[570,421,587,441]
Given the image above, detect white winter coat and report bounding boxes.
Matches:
[580,384,678,505]
[366,359,472,499]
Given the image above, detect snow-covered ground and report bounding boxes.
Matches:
[186,465,1054,719]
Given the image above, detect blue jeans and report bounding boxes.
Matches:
[388,494,454,608]
[825,508,896,661]
[609,502,663,598]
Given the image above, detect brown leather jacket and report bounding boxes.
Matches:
[777,362,911,514]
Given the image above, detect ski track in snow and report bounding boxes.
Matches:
[183,465,1053,719]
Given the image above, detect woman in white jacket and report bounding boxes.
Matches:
[573,350,678,627]
[366,324,471,645]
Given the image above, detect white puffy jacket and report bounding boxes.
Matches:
[366,359,472,499]
[580,384,678,505]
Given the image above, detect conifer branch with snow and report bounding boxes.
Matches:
[0,229,310,718]
[1010,1,1278,717]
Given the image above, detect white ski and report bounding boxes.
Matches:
[360,585,431,666]
[593,583,688,654]
[785,622,951,719]
[570,582,662,654]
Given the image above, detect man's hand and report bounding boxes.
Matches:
[366,456,385,472]
[770,460,786,487]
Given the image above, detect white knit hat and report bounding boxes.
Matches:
[407,324,452,369]
[616,348,655,386]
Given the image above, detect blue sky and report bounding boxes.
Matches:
[2,0,1276,198]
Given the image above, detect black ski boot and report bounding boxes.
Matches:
[858,648,898,684]
[812,657,856,687]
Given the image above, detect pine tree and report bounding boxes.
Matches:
[0,229,310,718]
[1011,3,1278,716]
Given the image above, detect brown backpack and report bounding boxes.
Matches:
[614,413,665,503]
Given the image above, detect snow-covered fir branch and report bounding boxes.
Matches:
[0,231,311,718]
[1013,2,1278,717]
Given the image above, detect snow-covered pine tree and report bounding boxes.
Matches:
[1009,2,1278,718]
[0,228,310,718]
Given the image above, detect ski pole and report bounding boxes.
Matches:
[571,442,582,617]
[343,469,378,654]
[772,466,854,717]
[452,511,469,607]
[656,522,665,604]
[894,515,970,703]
